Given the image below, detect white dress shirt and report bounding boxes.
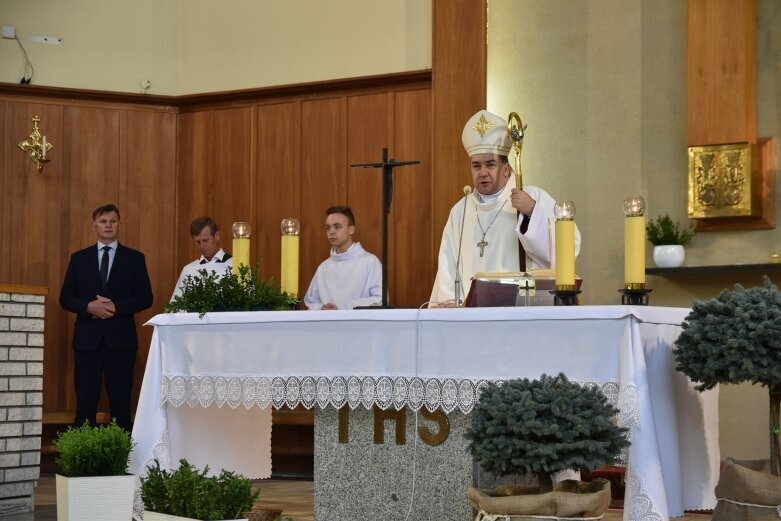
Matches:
[170,248,233,301]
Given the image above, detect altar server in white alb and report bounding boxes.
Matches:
[429,109,581,306]
[304,206,382,310]
[170,216,233,301]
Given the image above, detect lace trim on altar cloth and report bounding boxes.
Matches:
[133,430,173,521]
[133,474,143,521]
[159,375,640,426]
[625,463,664,521]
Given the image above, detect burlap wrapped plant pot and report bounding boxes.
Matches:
[467,478,611,519]
[712,459,781,521]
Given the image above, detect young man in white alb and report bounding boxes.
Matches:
[304,206,382,310]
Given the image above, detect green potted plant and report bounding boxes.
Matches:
[673,277,781,520]
[141,459,261,521]
[54,420,135,521]
[165,264,298,317]
[464,373,630,518]
[646,213,695,268]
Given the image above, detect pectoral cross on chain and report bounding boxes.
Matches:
[477,237,488,257]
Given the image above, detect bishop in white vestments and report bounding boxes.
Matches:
[429,110,581,306]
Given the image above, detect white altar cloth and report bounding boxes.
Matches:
[129,306,719,521]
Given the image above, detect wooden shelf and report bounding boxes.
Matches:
[646,263,781,275]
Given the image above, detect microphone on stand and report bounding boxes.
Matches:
[454,185,472,306]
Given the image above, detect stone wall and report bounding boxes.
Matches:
[0,286,45,515]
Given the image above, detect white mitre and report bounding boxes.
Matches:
[461,110,513,157]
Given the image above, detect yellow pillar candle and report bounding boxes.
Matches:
[280,218,301,297]
[555,220,576,287]
[232,238,250,275]
[281,235,299,297]
[623,196,646,288]
[231,222,251,276]
[553,200,576,289]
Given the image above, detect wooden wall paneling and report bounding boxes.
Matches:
[0,72,432,422]
[56,101,75,417]
[393,89,434,307]
[248,105,258,266]
[686,0,769,231]
[431,0,487,266]
[212,107,253,259]
[6,103,64,286]
[56,105,122,414]
[121,109,177,407]
[6,102,67,414]
[173,71,430,111]
[687,0,756,146]
[300,98,347,302]
[346,93,391,286]
[255,102,301,282]
[0,102,7,284]
[63,106,122,250]
[176,111,214,270]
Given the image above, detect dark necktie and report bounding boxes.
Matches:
[100,246,110,289]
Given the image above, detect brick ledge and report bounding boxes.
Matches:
[0,285,48,296]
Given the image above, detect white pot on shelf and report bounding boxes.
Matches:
[653,245,685,268]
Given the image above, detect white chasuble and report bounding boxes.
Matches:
[429,182,581,306]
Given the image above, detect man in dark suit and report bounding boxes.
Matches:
[59,203,153,432]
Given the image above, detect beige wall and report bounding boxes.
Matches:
[0,1,180,93]
[0,0,432,94]
[488,0,781,460]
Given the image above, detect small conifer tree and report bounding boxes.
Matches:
[464,373,630,492]
[673,276,781,476]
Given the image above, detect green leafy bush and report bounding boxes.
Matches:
[54,420,133,477]
[141,459,260,520]
[464,373,630,492]
[646,213,694,246]
[165,264,298,317]
[673,276,781,475]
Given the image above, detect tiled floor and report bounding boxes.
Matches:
[8,473,712,520]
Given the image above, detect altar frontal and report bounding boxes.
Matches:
[315,406,476,521]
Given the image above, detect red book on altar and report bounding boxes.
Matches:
[464,271,583,307]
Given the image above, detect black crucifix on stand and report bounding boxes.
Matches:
[351,148,419,308]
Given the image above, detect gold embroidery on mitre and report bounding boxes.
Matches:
[472,115,494,137]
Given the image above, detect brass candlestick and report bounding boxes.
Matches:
[18,115,53,172]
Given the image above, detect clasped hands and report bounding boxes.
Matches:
[87,295,116,319]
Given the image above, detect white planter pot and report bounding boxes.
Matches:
[653,245,685,268]
[144,511,248,521]
[56,473,134,521]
